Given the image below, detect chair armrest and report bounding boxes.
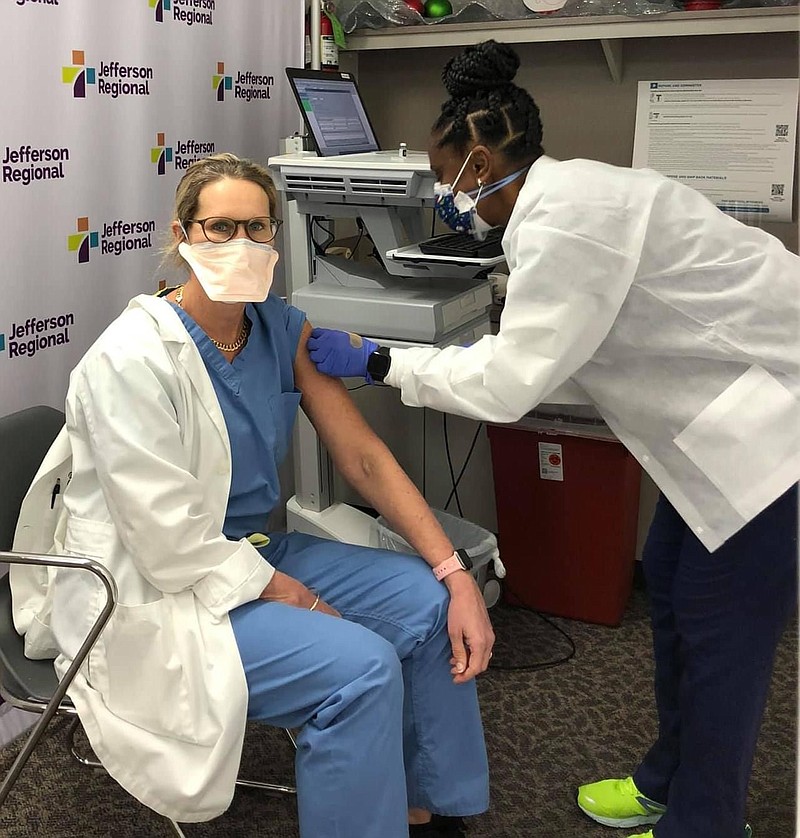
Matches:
[0,551,116,807]
[1,551,116,712]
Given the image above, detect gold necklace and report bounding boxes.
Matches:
[175,285,250,353]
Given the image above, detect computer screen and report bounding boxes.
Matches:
[286,68,380,157]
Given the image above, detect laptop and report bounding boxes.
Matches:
[286,67,422,159]
[285,68,503,259]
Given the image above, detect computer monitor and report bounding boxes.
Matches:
[286,67,381,157]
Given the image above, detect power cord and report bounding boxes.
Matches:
[442,414,485,517]
[439,414,576,673]
[354,223,384,269]
[444,420,484,514]
[308,217,325,257]
[350,218,366,259]
[311,216,335,255]
[442,413,463,517]
[488,588,577,673]
[422,408,427,500]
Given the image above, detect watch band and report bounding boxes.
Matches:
[432,549,473,582]
[366,346,391,383]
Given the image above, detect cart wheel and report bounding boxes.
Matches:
[482,578,502,609]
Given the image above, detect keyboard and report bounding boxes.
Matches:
[417,227,505,259]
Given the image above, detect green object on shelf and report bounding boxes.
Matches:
[424,0,453,18]
[324,8,347,49]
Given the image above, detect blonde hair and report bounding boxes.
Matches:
[162,152,278,268]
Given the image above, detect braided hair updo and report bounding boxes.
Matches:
[432,40,543,165]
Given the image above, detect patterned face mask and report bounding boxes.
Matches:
[433,150,528,241]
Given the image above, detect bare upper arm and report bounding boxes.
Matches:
[293,321,384,463]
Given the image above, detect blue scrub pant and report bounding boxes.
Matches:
[633,486,798,838]
[229,532,490,838]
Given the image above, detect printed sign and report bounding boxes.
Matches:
[538,442,564,482]
[1,0,303,415]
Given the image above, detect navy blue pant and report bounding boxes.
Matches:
[634,486,798,838]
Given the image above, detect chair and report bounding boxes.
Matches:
[0,406,116,807]
[0,406,296,838]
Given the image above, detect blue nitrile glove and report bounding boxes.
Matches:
[308,328,379,381]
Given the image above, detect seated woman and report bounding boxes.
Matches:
[11,153,493,838]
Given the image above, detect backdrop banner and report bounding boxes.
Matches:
[1,0,303,416]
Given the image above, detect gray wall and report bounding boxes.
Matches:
[333,30,799,553]
[355,31,799,251]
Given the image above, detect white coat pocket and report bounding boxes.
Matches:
[674,365,800,523]
[96,598,217,746]
[61,516,216,746]
[55,517,115,661]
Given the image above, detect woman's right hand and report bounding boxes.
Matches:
[259,570,341,618]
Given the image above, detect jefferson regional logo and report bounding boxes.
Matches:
[1,311,74,361]
[150,0,214,25]
[67,217,99,264]
[3,144,69,186]
[151,133,173,175]
[67,215,155,264]
[213,61,274,103]
[150,0,170,20]
[62,50,154,99]
[61,51,95,98]
[213,62,232,101]
[151,133,216,175]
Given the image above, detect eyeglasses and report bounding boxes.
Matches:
[186,216,283,244]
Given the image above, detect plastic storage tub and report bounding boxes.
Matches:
[375,508,505,607]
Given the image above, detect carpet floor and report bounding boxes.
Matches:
[0,586,795,837]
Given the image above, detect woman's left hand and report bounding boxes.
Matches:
[444,572,495,684]
[307,327,378,380]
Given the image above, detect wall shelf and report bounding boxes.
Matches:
[343,6,799,82]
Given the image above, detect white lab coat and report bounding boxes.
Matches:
[11,293,275,822]
[386,156,800,551]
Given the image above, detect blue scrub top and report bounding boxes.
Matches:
[169,293,306,540]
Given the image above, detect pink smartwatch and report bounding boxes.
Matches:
[432,548,473,582]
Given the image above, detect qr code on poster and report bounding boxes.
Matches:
[775,124,789,138]
[771,183,785,197]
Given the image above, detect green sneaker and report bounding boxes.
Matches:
[627,824,753,838]
[577,776,666,828]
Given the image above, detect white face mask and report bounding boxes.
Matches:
[178,238,279,303]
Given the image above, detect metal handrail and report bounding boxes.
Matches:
[0,551,117,807]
